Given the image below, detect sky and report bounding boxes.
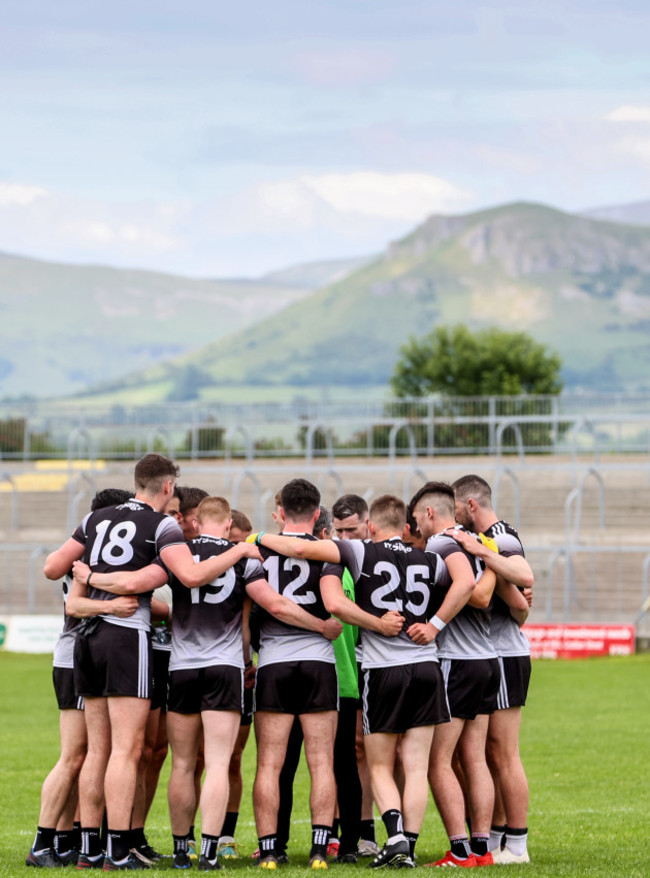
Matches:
[2,0,650,277]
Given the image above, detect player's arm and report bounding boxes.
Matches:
[160,541,262,588]
[72,559,167,594]
[253,532,342,564]
[467,567,497,609]
[495,579,530,626]
[446,528,534,589]
[65,576,138,619]
[407,551,475,645]
[44,538,84,580]
[319,575,404,636]
[151,597,172,624]
[245,577,343,641]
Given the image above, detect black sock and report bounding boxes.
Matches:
[470,834,488,856]
[331,818,340,840]
[450,837,471,860]
[54,830,75,854]
[130,827,146,848]
[73,821,82,849]
[34,826,56,853]
[381,810,404,839]
[220,811,239,839]
[189,825,196,842]
[360,819,376,843]
[173,834,190,855]
[81,827,102,858]
[404,832,419,859]
[201,834,220,862]
[258,835,277,860]
[311,825,331,858]
[107,830,130,863]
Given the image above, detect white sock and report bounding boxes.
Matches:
[505,831,527,857]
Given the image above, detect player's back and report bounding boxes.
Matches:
[257,534,341,667]
[169,534,264,670]
[338,537,445,668]
[74,498,183,631]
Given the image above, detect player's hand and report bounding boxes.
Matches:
[444,527,481,555]
[321,617,343,641]
[378,611,405,637]
[522,586,533,607]
[244,662,257,689]
[238,541,262,560]
[406,621,438,645]
[72,560,91,583]
[110,596,138,618]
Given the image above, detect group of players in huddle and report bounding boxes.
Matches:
[26,453,533,872]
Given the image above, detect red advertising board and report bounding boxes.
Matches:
[522,623,636,659]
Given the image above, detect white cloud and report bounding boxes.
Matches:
[298,171,470,221]
[0,183,48,206]
[605,105,650,123]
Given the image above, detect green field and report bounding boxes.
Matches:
[1,653,648,876]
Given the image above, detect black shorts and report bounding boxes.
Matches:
[241,685,254,726]
[151,648,171,712]
[361,662,450,735]
[255,661,338,715]
[168,665,243,714]
[496,655,531,709]
[53,667,84,711]
[73,620,152,699]
[440,658,500,720]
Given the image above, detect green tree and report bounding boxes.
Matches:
[391,324,563,397]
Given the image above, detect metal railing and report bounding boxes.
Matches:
[3,393,650,461]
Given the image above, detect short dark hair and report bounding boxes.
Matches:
[314,505,333,537]
[332,493,368,521]
[231,509,253,533]
[280,478,320,521]
[133,454,180,493]
[91,488,134,511]
[452,474,493,507]
[177,486,209,515]
[409,481,455,517]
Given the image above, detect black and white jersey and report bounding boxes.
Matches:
[52,573,81,669]
[482,520,530,658]
[72,498,185,632]
[336,537,448,669]
[168,535,265,671]
[425,529,497,661]
[257,533,343,669]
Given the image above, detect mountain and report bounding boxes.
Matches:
[0,253,337,399]
[583,200,650,226]
[261,255,373,289]
[77,201,650,402]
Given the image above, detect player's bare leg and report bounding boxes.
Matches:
[199,710,241,837]
[104,696,150,829]
[300,710,338,825]
[167,711,202,834]
[399,725,434,833]
[38,709,87,828]
[428,717,475,865]
[253,712,294,837]
[487,708,529,862]
[458,714,494,860]
[78,697,111,828]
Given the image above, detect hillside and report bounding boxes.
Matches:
[77,202,650,402]
[0,253,366,399]
[583,200,650,226]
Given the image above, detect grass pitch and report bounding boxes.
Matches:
[1,653,648,876]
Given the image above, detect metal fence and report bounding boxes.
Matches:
[3,393,650,461]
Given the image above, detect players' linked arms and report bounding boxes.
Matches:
[320,576,404,635]
[44,538,85,580]
[160,540,260,588]
[495,579,530,626]
[72,559,167,594]
[65,576,138,619]
[468,568,497,610]
[245,577,342,641]
[250,532,341,563]
[406,622,439,645]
